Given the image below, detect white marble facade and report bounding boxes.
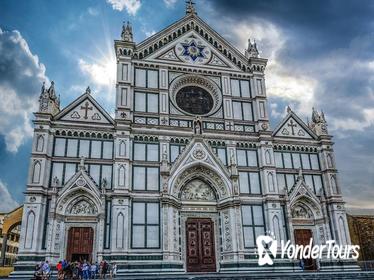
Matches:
[16,3,352,275]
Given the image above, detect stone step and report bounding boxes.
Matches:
[11,270,374,280]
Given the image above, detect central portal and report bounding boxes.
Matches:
[66,227,94,262]
[186,218,216,272]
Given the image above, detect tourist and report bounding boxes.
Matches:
[56,261,63,280]
[111,263,117,278]
[299,258,305,271]
[90,262,97,279]
[82,260,90,279]
[33,262,43,280]
[101,260,108,279]
[41,260,51,280]
[72,261,80,279]
[107,262,112,278]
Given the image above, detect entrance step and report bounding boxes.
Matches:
[112,271,374,280]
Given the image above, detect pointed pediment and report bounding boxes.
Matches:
[273,111,317,139]
[288,175,320,208]
[168,137,232,199]
[56,168,103,214]
[170,137,230,179]
[58,168,101,199]
[134,14,255,72]
[54,92,114,125]
[147,31,239,70]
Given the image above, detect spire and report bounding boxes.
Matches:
[38,81,60,115]
[121,21,133,42]
[48,81,56,100]
[245,38,259,58]
[186,0,196,15]
[309,107,328,136]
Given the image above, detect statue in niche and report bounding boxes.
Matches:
[193,117,202,135]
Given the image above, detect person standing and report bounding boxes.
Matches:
[90,262,97,279]
[82,260,90,279]
[56,261,63,280]
[111,263,117,278]
[41,260,51,280]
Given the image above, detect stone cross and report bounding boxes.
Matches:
[81,101,93,119]
[287,119,297,135]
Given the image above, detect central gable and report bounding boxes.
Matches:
[147,31,241,70]
[133,14,256,73]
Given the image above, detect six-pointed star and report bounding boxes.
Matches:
[181,40,206,61]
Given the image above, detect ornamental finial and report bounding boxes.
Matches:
[186,0,196,15]
[85,86,91,95]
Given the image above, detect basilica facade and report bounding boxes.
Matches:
[14,3,355,276]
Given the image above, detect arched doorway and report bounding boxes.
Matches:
[179,178,219,272]
[0,206,23,266]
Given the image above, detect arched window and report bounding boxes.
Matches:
[272,215,281,242]
[32,161,41,184]
[331,175,338,194]
[265,150,271,165]
[327,154,333,168]
[119,141,126,157]
[116,212,125,249]
[338,216,348,245]
[268,172,275,192]
[118,165,126,187]
[25,211,35,249]
[36,135,44,152]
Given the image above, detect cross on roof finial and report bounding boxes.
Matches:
[186,0,196,15]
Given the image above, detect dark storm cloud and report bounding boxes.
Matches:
[209,0,374,60]
[205,0,374,208]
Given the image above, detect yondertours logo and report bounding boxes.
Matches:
[256,234,360,266]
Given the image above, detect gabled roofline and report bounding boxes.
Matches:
[132,13,265,71]
[272,109,318,140]
[53,92,114,125]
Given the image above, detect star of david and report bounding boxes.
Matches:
[180,40,206,61]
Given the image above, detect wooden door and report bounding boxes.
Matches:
[66,227,94,262]
[294,229,316,270]
[186,218,216,272]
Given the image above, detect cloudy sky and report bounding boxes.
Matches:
[0,0,373,212]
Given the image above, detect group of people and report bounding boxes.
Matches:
[33,259,117,279]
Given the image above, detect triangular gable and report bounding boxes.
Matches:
[55,168,103,216]
[288,174,323,219]
[169,137,230,179]
[147,31,237,70]
[134,13,254,72]
[273,110,317,139]
[58,168,101,198]
[54,92,114,125]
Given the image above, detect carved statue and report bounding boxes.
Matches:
[101,178,108,189]
[181,179,215,201]
[52,176,60,187]
[193,117,202,135]
[292,205,312,219]
[70,200,96,215]
[79,156,86,170]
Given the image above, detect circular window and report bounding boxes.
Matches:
[176,86,214,115]
[169,74,222,117]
